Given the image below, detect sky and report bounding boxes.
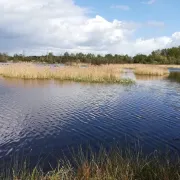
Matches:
[1,0,180,56]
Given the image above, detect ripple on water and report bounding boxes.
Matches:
[0,78,179,161]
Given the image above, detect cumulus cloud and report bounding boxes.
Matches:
[0,0,180,56]
[111,5,130,11]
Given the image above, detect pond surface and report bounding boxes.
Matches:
[0,71,180,169]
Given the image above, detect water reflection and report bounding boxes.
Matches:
[169,68,180,72]
[121,69,168,81]
[0,78,52,88]
[121,69,136,80]
[135,75,167,81]
[0,71,180,170]
[168,72,180,83]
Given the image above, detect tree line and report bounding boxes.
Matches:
[1,46,180,65]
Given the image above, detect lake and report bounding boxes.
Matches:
[0,69,180,170]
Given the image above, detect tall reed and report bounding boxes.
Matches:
[0,63,133,84]
[134,66,169,76]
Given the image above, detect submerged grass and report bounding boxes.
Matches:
[0,63,133,84]
[1,146,180,180]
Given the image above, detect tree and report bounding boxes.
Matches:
[133,54,148,64]
[0,53,8,62]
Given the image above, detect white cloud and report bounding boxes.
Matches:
[147,20,165,27]
[142,0,156,5]
[111,5,130,11]
[0,0,180,56]
[172,32,180,39]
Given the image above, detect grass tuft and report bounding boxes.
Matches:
[1,147,180,180]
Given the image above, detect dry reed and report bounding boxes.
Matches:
[157,64,180,69]
[134,66,169,76]
[0,63,132,84]
[114,64,180,69]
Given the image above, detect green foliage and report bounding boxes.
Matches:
[133,54,148,63]
[2,146,180,180]
[0,53,8,62]
[2,46,180,64]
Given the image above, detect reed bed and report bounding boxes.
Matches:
[157,64,180,69]
[119,64,145,69]
[134,66,169,76]
[113,64,180,71]
[115,64,180,69]
[0,63,132,84]
[2,147,180,180]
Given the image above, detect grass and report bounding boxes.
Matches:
[0,63,133,84]
[110,64,180,70]
[134,66,169,76]
[113,64,170,76]
[1,63,179,83]
[113,64,179,76]
[1,146,180,180]
[157,64,180,69]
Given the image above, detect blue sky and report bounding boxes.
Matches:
[75,0,180,38]
[1,0,180,55]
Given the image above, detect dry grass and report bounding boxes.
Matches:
[0,63,52,79]
[1,63,177,82]
[0,63,132,84]
[119,64,144,69]
[111,63,170,76]
[157,64,180,69]
[134,66,169,76]
[110,64,180,69]
[51,65,122,83]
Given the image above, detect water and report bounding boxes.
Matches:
[0,71,180,169]
[169,68,180,72]
[168,72,180,83]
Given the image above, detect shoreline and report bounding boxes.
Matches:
[1,146,179,180]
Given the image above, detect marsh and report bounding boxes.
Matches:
[0,67,180,179]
